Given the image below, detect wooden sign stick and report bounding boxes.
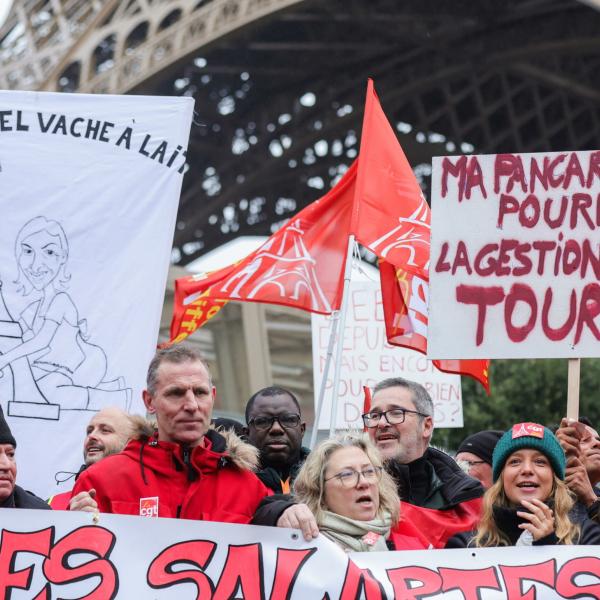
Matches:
[566,358,580,421]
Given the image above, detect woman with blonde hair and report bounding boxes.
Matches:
[292,432,400,552]
[446,423,600,547]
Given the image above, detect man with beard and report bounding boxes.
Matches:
[49,407,137,509]
[362,377,483,548]
[244,386,309,493]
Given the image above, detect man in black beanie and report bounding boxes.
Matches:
[455,429,503,490]
[0,406,50,509]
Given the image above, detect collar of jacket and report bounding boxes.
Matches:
[122,428,260,482]
[386,447,484,508]
[257,446,310,492]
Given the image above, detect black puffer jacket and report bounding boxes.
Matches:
[1,485,51,510]
[446,504,600,547]
[386,447,483,509]
[256,447,310,494]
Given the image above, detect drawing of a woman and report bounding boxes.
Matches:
[0,217,130,417]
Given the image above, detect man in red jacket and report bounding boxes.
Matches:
[70,345,271,523]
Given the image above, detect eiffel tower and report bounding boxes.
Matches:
[2,0,600,415]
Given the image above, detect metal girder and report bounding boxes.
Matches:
[2,0,599,267]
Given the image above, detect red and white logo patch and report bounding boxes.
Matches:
[512,422,544,439]
[139,496,159,517]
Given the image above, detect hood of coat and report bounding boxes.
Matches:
[121,420,260,478]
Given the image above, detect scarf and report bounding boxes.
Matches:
[319,510,392,552]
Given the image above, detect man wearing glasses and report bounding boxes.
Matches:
[455,430,503,490]
[244,386,309,494]
[362,377,483,548]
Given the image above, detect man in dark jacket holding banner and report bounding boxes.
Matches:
[0,406,50,510]
[363,377,483,548]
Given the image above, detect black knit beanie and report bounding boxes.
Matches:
[457,430,503,466]
[0,406,16,448]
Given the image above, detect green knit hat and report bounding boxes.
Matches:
[492,423,565,482]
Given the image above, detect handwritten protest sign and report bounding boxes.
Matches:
[1,509,598,599]
[429,150,600,358]
[312,280,462,429]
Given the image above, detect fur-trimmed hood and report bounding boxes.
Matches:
[127,419,259,474]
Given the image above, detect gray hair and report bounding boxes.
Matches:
[293,432,400,525]
[146,344,212,395]
[373,377,433,421]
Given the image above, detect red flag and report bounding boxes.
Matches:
[352,79,430,279]
[353,78,490,393]
[170,162,358,343]
[380,260,491,394]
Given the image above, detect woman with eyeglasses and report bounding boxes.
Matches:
[292,432,400,552]
[446,423,600,548]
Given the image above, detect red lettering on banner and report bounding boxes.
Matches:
[555,556,600,597]
[504,284,537,342]
[563,153,586,189]
[544,196,568,228]
[441,156,487,202]
[518,194,540,228]
[386,565,442,599]
[574,282,600,344]
[0,526,117,600]
[456,285,505,345]
[452,241,472,275]
[147,540,216,595]
[499,560,556,599]
[495,154,527,195]
[0,528,52,598]
[213,543,263,600]
[435,242,451,272]
[269,548,316,600]
[458,282,600,346]
[498,194,520,228]
[339,561,385,600]
[439,567,501,600]
[541,288,577,341]
[42,526,117,600]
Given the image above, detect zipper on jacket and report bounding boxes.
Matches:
[182,445,199,482]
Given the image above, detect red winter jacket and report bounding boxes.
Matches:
[71,428,271,523]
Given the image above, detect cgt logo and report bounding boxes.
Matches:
[140,497,159,517]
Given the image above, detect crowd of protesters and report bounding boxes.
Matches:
[1,343,599,552]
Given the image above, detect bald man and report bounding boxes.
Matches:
[48,407,136,509]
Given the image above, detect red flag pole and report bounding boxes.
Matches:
[328,234,356,437]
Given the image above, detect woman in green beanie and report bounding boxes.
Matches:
[446,423,600,547]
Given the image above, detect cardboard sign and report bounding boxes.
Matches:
[1,509,598,599]
[429,150,600,358]
[312,280,462,429]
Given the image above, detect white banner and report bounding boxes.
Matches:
[0,91,193,497]
[0,510,598,599]
[312,280,462,429]
[429,150,600,359]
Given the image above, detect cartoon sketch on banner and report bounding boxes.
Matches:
[0,216,131,421]
[220,218,332,312]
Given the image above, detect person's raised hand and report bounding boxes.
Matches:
[555,418,584,457]
[518,498,555,541]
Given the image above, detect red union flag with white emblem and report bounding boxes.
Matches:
[354,80,491,393]
[170,162,357,342]
[351,79,430,278]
